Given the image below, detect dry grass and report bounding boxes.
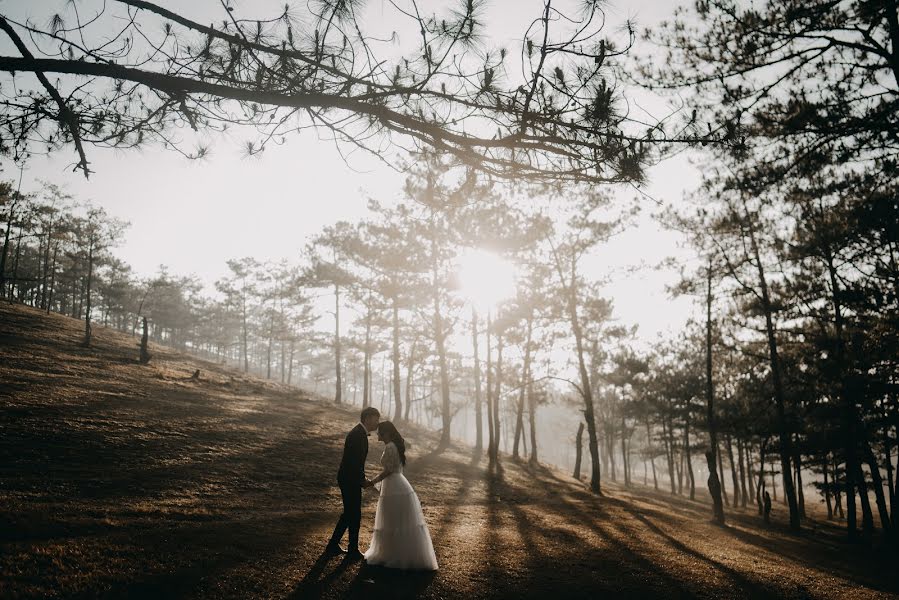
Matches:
[1,302,897,599]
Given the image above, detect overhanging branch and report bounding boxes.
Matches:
[0,18,91,177]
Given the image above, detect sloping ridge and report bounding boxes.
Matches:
[1,302,897,600]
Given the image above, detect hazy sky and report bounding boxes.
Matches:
[3,0,702,345]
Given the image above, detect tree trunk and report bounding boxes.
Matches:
[747,442,756,496]
[514,311,534,459]
[279,300,286,383]
[433,264,451,450]
[266,309,274,379]
[573,422,585,480]
[825,248,878,538]
[486,311,495,463]
[623,414,631,487]
[527,374,538,466]
[885,425,895,520]
[627,436,634,485]
[522,415,529,457]
[855,462,875,536]
[727,435,740,509]
[287,339,295,385]
[513,385,526,459]
[704,261,725,521]
[381,356,388,413]
[46,241,59,315]
[745,208,800,531]
[823,459,834,520]
[334,283,342,403]
[0,192,17,298]
[556,252,602,494]
[895,427,899,522]
[771,459,777,503]
[607,429,617,482]
[718,441,729,507]
[392,297,402,421]
[756,442,767,515]
[664,418,676,495]
[405,341,416,422]
[363,301,372,408]
[685,415,695,500]
[40,219,54,310]
[471,307,483,452]
[794,447,806,519]
[241,292,249,373]
[491,329,504,463]
[11,226,24,301]
[862,444,892,534]
[737,438,749,508]
[833,456,845,519]
[83,240,94,347]
[139,316,151,364]
[647,419,658,491]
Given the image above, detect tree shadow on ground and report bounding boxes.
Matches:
[524,466,899,597]
[599,491,898,594]
[490,470,779,597]
[482,474,699,599]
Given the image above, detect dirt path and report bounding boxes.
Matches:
[2,303,897,599]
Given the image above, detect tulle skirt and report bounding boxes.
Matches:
[364,473,438,571]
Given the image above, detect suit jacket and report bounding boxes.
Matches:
[337,423,369,486]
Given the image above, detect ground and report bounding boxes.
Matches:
[1,302,898,599]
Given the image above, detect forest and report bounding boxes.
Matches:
[2,0,899,597]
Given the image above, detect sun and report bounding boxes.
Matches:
[456,249,518,311]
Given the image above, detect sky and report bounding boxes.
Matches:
[2,0,703,347]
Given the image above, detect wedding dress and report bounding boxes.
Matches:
[364,442,439,571]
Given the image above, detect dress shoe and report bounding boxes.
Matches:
[345,549,364,561]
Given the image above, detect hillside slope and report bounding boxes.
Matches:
[1,302,897,599]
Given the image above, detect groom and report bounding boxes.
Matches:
[326,406,380,560]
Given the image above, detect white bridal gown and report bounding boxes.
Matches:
[364,442,439,571]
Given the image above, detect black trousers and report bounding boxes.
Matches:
[328,480,362,551]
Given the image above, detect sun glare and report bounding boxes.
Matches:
[456,249,518,311]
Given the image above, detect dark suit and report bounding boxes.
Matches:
[328,423,369,551]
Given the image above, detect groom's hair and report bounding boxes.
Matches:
[360,407,380,421]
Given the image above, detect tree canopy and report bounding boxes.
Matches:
[0,0,719,183]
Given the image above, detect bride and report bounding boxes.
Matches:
[364,421,439,571]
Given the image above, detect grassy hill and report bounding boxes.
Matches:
[1,302,898,599]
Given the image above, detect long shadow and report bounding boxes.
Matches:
[481,470,504,593]
[494,471,771,598]
[95,514,316,598]
[429,462,478,546]
[720,518,899,594]
[612,483,771,530]
[584,496,773,593]
[406,439,483,472]
[473,471,698,598]
[611,503,779,598]
[502,493,696,599]
[287,551,353,599]
[602,491,899,593]
[343,563,436,600]
[526,468,899,597]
